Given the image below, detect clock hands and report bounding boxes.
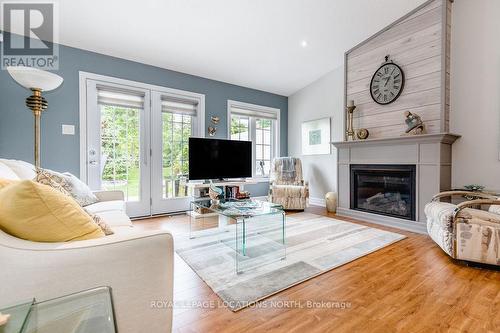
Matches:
[384,68,396,87]
[384,76,391,87]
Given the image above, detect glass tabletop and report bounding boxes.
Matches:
[192,198,283,219]
[0,300,34,333]
[0,287,115,333]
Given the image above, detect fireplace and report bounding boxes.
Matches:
[350,164,416,221]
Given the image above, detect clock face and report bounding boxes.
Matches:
[370,62,405,105]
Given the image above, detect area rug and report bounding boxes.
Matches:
[175,212,405,311]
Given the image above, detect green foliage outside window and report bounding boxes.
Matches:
[101,105,140,182]
[100,106,192,199]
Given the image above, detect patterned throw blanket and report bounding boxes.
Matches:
[280,157,296,182]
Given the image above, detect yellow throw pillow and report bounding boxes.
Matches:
[0,180,105,242]
[0,178,16,189]
[33,173,114,236]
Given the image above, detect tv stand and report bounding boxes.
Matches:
[192,180,257,188]
[187,179,258,219]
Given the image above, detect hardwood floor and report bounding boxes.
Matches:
[134,206,500,333]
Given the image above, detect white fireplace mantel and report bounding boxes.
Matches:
[331,133,460,148]
[332,133,460,234]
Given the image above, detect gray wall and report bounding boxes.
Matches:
[288,67,344,204]
[0,39,287,196]
[450,0,500,191]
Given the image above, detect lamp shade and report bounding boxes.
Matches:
[7,66,63,92]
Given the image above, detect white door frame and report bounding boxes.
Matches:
[79,71,205,216]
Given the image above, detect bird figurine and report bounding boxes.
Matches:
[404,111,425,135]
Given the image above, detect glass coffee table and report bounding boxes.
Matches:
[190,198,286,273]
[0,287,116,333]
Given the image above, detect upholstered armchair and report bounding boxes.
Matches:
[425,191,500,266]
[269,157,309,210]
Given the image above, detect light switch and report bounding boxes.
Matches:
[62,124,75,135]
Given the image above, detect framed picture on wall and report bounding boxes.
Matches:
[301,117,331,155]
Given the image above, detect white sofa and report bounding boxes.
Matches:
[0,159,174,333]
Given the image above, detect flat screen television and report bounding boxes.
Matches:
[188,137,252,180]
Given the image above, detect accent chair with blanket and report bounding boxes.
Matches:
[268,157,309,210]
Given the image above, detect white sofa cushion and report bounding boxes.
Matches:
[0,159,36,180]
[0,162,20,180]
[96,210,133,227]
[86,200,126,214]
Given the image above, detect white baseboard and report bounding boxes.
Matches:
[309,197,326,207]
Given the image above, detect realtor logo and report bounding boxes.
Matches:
[1,2,59,69]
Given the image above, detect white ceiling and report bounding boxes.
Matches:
[54,0,427,96]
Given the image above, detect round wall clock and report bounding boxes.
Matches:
[370,56,405,105]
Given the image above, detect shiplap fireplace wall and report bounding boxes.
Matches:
[344,0,452,139]
[333,0,458,234]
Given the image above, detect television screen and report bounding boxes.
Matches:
[188,137,252,180]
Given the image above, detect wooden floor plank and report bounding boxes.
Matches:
[134,206,500,333]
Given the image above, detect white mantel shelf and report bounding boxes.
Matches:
[331,133,461,148]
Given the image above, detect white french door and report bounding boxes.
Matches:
[151,91,202,214]
[81,73,204,217]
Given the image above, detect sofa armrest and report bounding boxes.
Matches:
[0,230,174,333]
[93,190,124,202]
[432,191,496,202]
[453,199,500,222]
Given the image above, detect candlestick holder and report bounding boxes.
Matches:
[346,104,356,141]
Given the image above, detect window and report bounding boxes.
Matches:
[255,119,272,176]
[230,115,249,141]
[228,100,280,178]
[161,97,198,198]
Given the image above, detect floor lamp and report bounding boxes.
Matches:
[7,66,64,168]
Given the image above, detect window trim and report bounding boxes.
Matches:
[227,100,280,179]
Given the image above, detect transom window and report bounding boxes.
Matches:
[228,100,280,178]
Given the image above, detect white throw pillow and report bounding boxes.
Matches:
[0,159,36,179]
[35,168,99,206]
[0,162,20,180]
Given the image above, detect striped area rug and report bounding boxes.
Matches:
[175,212,405,311]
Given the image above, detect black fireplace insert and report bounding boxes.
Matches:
[350,164,416,221]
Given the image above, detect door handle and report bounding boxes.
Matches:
[88,149,97,166]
